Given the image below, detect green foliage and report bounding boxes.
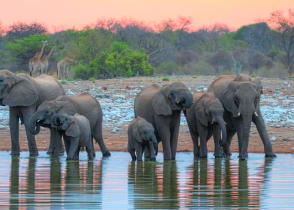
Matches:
[88,77,96,83]
[73,63,95,80]
[60,80,66,85]
[162,77,170,81]
[89,42,153,79]
[250,73,257,78]
[6,34,50,60]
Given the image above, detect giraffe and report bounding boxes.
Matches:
[29,40,48,76]
[57,57,78,79]
[40,46,56,75]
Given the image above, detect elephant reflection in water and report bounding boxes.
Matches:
[9,157,20,209]
[128,161,179,209]
[9,157,37,209]
[64,161,103,208]
[184,158,274,208]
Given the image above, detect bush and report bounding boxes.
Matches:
[88,77,96,83]
[73,63,94,80]
[162,77,170,81]
[89,42,153,79]
[60,80,66,85]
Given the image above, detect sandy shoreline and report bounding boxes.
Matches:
[0,126,293,154]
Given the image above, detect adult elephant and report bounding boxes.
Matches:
[0,70,65,156]
[28,93,111,157]
[134,82,193,160]
[208,74,276,160]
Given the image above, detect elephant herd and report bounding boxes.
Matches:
[0,69,276,161]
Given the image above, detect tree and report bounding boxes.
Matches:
[207,50,232,74]
[6,34,50,71]
[269,10,294,74]
[75,42,153,79]
[247,50,266,74]
[5,22,47,41]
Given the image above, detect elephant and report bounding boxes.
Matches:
[128,116,158,161]
[52,113,95,160]
[134,82,193,160]
[208,74,276,160]
[0,70,65,156]
[184,92,227,158]
[28,93,110,157]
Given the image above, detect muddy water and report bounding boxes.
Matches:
[0,152,293,209]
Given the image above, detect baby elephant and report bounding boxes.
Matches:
[185,92,227,158]
[52,113,95,160]
[128,117,158,161]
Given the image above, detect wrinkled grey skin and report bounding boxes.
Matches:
[185,92,227,158]
[29,94,110,157]
[128,117,158,161]
[52,113,94,160]
[134,82,193,160]
[208,74,276,160]
[0,70,64,156]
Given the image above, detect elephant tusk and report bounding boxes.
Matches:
[237,112,240,117]
[254,112,258,117]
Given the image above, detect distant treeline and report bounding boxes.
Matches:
[0,10,293,79]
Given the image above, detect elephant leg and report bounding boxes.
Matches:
[90,136,96,157]
[159,127,172,160]
[213,125,224,158]
[128,147,136,161]
[63,136,70,156]
[22,108,38,156]
[93,122,110,157]
[198,126,208,158]
[190,131,199,158]
[170,121,180,160]
[47,129,55,155]
[67,138,79,160]
[86,139,95,160]
[252,112,276,157]
[135,143,143,161]
[51,129,64,157]
[9,108,20,156]
[224,129,236,157]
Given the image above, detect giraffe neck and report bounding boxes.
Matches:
[36,42,46,60]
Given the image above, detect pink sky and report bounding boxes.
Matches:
[0,0,293,31]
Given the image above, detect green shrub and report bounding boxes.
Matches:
[73,63,94,80]
[250,73,257,78]
[60,80,66,85]
[162,77,170,81]
[88,77,96,83]
[90,42,153,79]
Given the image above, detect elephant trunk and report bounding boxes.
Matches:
[217,117,227,148]
[151,135,158,155]
[28,113,42,135]
[240,114,252,160]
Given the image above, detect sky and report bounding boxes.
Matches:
[0,0,293,31]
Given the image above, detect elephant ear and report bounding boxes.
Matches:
[221,81,239,118]
[65,121,80,138]
[3,78,38,107]
[195,100,208,126]
[152,91,172,116]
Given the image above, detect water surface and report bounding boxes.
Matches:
[0,152,293,209]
